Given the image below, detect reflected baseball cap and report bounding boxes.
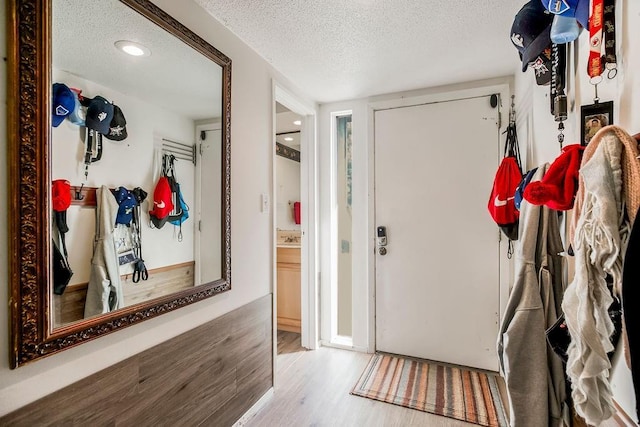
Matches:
[85,96,114,134]
[52,83,75,127]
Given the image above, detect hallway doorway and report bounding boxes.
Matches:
[273,84,318,353]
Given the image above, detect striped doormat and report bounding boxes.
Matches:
[351,354,508,427]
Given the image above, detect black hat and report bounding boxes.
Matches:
[510,0,553,72]
[105,105,128,141]
[529,47,553,86]
[85,96,114,134]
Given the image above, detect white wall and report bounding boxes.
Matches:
[0,0,315,416]
[513,0,639,418]
[52,69,197,285]
[275,155,301,230]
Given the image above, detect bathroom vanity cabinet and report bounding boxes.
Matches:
[276,247,301,333]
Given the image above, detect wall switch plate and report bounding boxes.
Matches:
[261,194,269,212]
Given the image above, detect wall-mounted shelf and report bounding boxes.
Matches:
[70,186,98,207]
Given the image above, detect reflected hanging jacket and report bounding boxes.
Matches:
[84,186,124,317]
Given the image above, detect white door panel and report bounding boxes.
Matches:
[198,129,222,284]
[374,96,500,371]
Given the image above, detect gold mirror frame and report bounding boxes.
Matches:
[8,0,232,368]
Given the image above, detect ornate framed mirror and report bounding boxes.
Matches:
[8,0,231,367]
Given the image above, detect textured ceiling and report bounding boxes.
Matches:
[194,0,523,103]
[53,0,222,121]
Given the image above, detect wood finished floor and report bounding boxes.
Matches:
[249,331,485,426]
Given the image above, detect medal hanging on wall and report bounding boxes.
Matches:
[580,0,616,146]
[551,42,568,150]
[83,128,103,180]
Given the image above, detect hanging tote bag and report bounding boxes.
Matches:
[487,122,523,241]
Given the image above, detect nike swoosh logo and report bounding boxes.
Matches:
[494,195,515,207]
[155,201,166,209]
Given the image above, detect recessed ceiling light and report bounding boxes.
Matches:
[293,120,302,126]
[114,40,151,57]
[284,137,294,142]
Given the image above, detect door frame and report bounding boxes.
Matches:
[194,122,222,286]
[366,82,513,353]
[273,82,318,353]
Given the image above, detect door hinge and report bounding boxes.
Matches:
[498,230,502,242]
[198,220,201,232]
[498,111,502,129]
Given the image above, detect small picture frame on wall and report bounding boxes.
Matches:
[581,101,614,146]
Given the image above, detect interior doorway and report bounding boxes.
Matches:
[273,84,318,356]
[275,102,303,347]
[195,122,222,286]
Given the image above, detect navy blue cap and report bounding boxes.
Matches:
[511,0,554,72]
[515,167,539,210]
[85,96,114,134]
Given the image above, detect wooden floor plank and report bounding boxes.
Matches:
[248,338,482,427]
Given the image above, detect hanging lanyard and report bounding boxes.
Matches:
[588,0,617,82]
[603,0,617,76]
[587,0,604,79]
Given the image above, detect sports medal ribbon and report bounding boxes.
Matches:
[588,0,604,80]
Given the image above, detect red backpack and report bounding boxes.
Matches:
[488,122,522,241]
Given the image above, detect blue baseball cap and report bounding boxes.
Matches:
[541,0,589,30]
[515,167,539,210]
[52,83,75,127]
[67,89,86,126]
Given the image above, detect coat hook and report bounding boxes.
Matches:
[75,183,85,200]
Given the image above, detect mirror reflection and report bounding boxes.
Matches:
[51,0,223,328]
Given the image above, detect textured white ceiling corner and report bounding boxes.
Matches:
[194,0,524,103]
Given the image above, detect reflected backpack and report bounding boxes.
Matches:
[488,122,522,241]
[163,154,189,241]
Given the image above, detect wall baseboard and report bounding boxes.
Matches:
[320,339,368,353]
[232,388,274,427]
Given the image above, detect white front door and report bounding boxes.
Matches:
[374,96,501,371]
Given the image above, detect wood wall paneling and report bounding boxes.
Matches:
[0,295,273,426]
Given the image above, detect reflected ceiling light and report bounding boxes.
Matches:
[293,120,302,126]
[114,40,151,57]
[284,137,294,141]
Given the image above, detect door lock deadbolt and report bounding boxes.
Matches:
[377,226,387,246]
